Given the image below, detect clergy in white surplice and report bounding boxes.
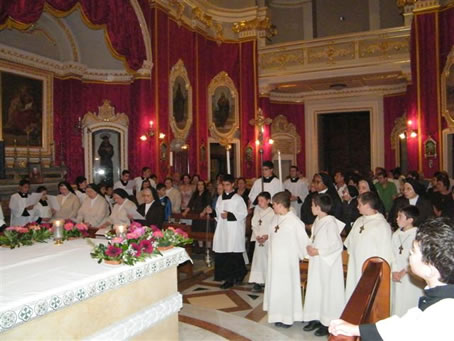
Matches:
[76,184,110,227]
[303,194,345,337]
[133,167,156,194]
[113,170,135,196]
[284,166,309,219]
[9,179,40,226]
[248,192,275,292]
[344,192,393,302]
[53,182,81,221]
[211,175,248,289]
[263,191,309,327]
[391,206,425,316]
[248,161,283,207]
[33,186,53,222]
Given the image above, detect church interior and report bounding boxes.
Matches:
[0,0,454,340]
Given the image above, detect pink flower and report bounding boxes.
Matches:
[75,223,88,231]
[131,243,141,257]
[126,231,140,240]
[28,224,40,231]
[139,240,154,254]
[106,245,122,258]
[6,226,16,231]
[153,229,163,238]
[16,227,29,234]
[134,227,145,237]
[64,222,74,231]
[41,223,52,230]
[150,225,159,232]
[129,222,143,231]
[112,237,124,244]
[175,228,188,238]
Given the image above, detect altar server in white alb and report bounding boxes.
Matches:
[330,217,454,341]
[344,191,393,302]
[248,191,275,292]
[113,170,135,196]
[76,183,110,227]
[210,174,248,289]
[264,191,309,328]
[249,161,283,207]
[9,179,38,226]
[284,165,309,218]
[303,193,345,337]
[391,205,425,316]
[134,167,155,194]
[33,186,53,222]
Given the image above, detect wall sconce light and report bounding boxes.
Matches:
[140,120,156,141]
[159,132,166,139]
[181,144,189,150]
[399,120,418,140]
[268,139,274,145]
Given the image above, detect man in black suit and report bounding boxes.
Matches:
[136,188,164,229]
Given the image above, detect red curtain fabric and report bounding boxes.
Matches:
[0,0,146,70]
[383,93,407,170]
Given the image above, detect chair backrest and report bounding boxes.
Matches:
[329,257,391,341]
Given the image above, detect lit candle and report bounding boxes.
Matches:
[53,219,64,244]
[226,147,231,174]
[114,224,127,237]
[278,150,283,187]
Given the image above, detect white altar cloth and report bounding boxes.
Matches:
[0,239,190,333]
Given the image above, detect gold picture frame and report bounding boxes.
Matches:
[0,61,53,158]
[441,46,454,128]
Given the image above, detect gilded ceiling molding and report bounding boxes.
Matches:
[54,17,80,62]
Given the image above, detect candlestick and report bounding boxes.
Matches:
[278,150,283,187]
[226,147,231,175]
[53,219,64,245]
[114,224,127,238]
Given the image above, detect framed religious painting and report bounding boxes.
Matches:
[169,59,192,141]
[208,71,239,144]
[0,61,53,162]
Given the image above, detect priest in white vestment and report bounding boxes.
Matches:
[303,193,345,337]
[391,206,425,316]
[249,161,283,207]
[284,165,309,219]
[210,175,248,289]
[113,170,135,196]
[330,217,454,341]
[248,192,275,292]
[76,184,110,227]
[263,191,309,327]
[54,182,80,221]
[344,192,393,302]
[9,179,39,226]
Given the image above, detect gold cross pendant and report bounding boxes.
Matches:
[399,245,404,254]
[274,225,279,233]
[359,226,365,234]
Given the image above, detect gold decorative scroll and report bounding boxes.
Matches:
[390,114,407,150]
[82,99,129,127]
[232,17,271,33]
[270,114,301,155]
[441,46,454,128]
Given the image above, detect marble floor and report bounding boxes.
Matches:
[178,257,328,341]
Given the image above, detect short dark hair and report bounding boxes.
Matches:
[87,183,100,194]
[376,170,387,178]
[75,176,87,185]
[358,191,381,211]
[312,193,332,213]
[223,174,235,184]
[415,217,454,284]
[272,191,291,209]
[36,186,47,193]
[334,170,344,177]
[164,177,173,183]
[407,170,420,181]
[142,167,151,173]
[436,173,450,190]
[156,183,166,191]
[121,170,130,176]
[257,191,271,201]
[290,165,298,171]
[19,179,30,187]
[150,174,157,180]
[398,205,420,223]
[263,160,274,169]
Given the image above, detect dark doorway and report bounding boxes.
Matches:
[209,142,236,180]
[318,111,370,175]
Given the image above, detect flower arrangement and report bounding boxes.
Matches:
[63,220,89,239]
[89,224,192,265]
[0,223,53,249]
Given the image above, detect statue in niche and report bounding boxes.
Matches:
[214,91,230,128]
[98,134,114,185]
[172,77,188,129]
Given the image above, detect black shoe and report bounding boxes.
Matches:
[303,320,322,332]
[314,325,329,337]
[220,281,234,289]
[234,276,245,285]
[251,283,263,292]
[274,322,292,328]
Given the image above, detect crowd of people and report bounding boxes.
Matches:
[1,162,454,340]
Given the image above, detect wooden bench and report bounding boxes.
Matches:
[329,257,391,341]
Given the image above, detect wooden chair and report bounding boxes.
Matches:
[329,257,391,341]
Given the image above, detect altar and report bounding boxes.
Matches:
[0,239,190,340]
